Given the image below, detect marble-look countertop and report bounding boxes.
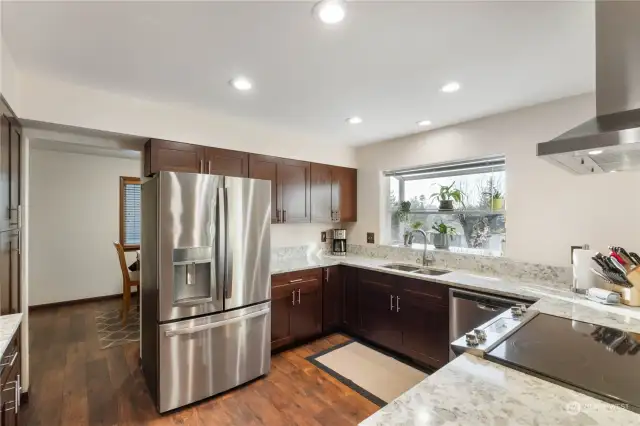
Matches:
[0,313,22,357]
[271,254,640,334]
[360,353,639,426]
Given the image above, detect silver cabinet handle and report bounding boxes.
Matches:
[390,294,394,311]
[325,268,329,283]
[292,290,295,306]
[297,288,301,304]
[283,209,287,222]
[16,374,20,413]
[165,308,270,336]
[289,278,303,283]
[396,296,400,313]
[1,351,18,368]
[200,159,204,173]
[208,160,212,174]
[276,209,281,223]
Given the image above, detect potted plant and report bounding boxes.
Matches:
[491,190,504,210]
[406,220,424,245]
[431,220,456,249]
[429,182,465,211]
[393,201,412,246]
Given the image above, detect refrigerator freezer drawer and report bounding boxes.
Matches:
[157,302,271,413]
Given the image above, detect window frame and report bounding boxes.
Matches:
[119,176,142,251]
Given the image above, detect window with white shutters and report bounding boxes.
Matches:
[120,176,141,249]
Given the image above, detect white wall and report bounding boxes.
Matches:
[29,149,140,305]
[353,93,640,267]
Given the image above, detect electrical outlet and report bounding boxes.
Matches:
[321,231,327,242]
[367,232,375,244]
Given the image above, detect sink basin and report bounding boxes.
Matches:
[381,263,421,272]
[413,268,451,276]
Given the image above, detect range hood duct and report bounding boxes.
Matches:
[537,1,640,174]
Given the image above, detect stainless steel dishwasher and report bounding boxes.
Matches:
[449,288,533,360]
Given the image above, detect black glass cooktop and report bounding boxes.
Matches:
[486,313,640,412]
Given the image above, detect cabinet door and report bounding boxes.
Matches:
[0,115,10,230]
[342,267,359,334]
[333,167,357,222]
[310,163,333,223]
[145,139,204,176]
[249,155,279,223]
[279,159,311,223]
[399,289,450,368]
[271,282,297,351]
[357,271,402,349]
[204,147,249,178]
[9,125,19,228]
[291,277,322,341]
[0,232,11,316]
[322,266,342,332]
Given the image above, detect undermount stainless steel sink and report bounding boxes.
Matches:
[413,268,451,276]
[381,263,421,272]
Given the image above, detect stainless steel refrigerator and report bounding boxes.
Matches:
[140,171,271,413]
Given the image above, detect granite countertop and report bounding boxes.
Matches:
[271,254,640,334]
[0,313,22,356]
[359,353,639,426]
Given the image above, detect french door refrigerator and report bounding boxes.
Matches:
[140,171,271,413]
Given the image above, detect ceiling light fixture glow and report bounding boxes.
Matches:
[588,150,603,155]
[417,120,432,127]
[229,77,253,91]
[441,82,461,93]
[313,0,346,24]
[346,116,362,124]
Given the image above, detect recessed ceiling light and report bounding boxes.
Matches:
[229,77,252,91]
[417,120,432,127]
[441,82,461,93]
[610,170,617,173]
[313,0,346,24]
[346,116,362,124]
[588,150,603,155]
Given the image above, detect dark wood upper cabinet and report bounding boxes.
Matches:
[322,266,343,333]
[144,139,204,176]
[0,115,10,229]
[279,159,310,223]
[204,147,249,178]
[310,163,333,223]
[310,164,357,223]
[248,155,279,223]
[249,155,310,224]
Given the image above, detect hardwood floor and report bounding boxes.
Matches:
[23,299,378,425]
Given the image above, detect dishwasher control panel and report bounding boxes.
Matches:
[451,306,537,357]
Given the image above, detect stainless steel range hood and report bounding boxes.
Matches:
[537,1,640,174]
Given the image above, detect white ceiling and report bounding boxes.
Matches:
[3,1,595,146]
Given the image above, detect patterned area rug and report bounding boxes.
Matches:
[95,307,140,349]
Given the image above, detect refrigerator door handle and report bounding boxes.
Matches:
[164,307,270,337]
[224,187,233,299]
[217,187,226,301]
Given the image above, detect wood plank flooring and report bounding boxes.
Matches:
[23,299,378,425]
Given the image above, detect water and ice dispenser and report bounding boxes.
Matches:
[172,246,214,305]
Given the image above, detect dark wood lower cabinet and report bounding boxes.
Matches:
[271,269,323,351]
[271,266,450,369]
[0,331,21,426]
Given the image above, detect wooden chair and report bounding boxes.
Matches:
[113,241,140,324]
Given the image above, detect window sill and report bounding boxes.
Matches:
[123,245,140,252]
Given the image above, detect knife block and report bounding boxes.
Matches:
[603,266,640,307]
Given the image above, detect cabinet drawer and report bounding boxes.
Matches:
[400,276,448,303]
[0,334,19,385]
[272,268,322,288]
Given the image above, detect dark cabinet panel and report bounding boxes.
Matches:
[399,287,450,368]
[204,147,248,178]
[279,159,310,223]
[9,126,19,228]
[144,139,204,176]
[342,266,359,334]
[249,155,279,223]
[0,115,10,229]
[334,167,357,223]
[322,266,343,332]
[357,271,402,349]
[310,163,333,223]
[271,281,296,351]
[291,277,322,341]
